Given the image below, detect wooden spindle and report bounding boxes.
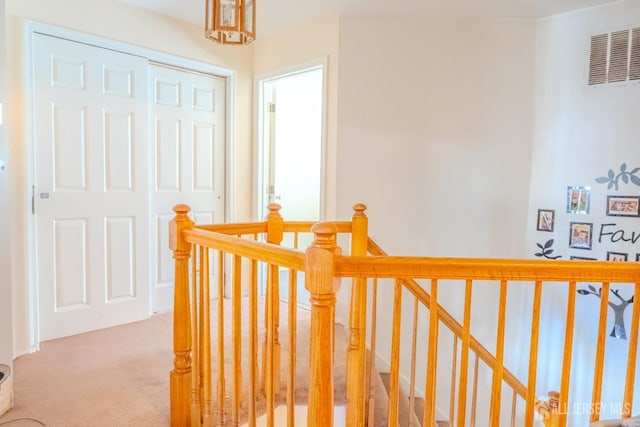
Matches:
[169,204,195,427]
[346,203,368,427]
[263,204,283,397]
[200,247,213,426]
[424,279,439,427]
[558,281,577,427]
[525,280,543,426]
[623,282,640,418]
[489,280,508,426]
[287,269,298,427]
[387,279,403,426]
[265,263,276,427]
[449,337,458,426]
[367,278,379,426]
[191,251,201,424]
[408,298,419,427]
[591,281,610,423]
[248,259,258,426]
[217,251,226,425]
[470,354,479,427]
[457,279,473,427]
[510,389,517,427]
[231,255,242,426]
[305,223,341,426]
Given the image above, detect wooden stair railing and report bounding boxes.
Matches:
[337,242,640,425]
[170,203,640,426]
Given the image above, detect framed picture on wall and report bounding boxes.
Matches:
[607,251,628,261]
[536,209,555,232]
[567,186,591,214]
[569,222,593,250]
[570,256,597,260]
[606,195,640,217]
[636,254,640,261]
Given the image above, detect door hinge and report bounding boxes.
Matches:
[266,102,276,113]
[31,185,35,215]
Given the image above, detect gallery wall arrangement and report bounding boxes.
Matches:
[533,163,640,340]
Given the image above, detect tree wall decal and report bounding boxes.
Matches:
[577,286,634,339]
[595,163,640,191]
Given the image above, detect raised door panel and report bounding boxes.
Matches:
[104,217,136,302]
[155,119,182,192]
[103,110,134,192]
[52,104,88,192]
[53,219,89,311]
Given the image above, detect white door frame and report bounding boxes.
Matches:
[23,21,236,352]
[253,57,328,223]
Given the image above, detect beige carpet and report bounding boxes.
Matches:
[0,312,172,427]
[0,298,347,427]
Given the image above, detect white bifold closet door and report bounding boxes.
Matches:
[149,64,226,312]
[33,33,150,341]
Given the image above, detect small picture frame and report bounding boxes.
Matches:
[536,209,555,232]
[606,195,640,217]
[567,186,591,214]
[570,256,597,260]
[569,222,593,250]
[607,251,628,261]
[636,254,640,261]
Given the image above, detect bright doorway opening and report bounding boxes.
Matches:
[256,63,326,307]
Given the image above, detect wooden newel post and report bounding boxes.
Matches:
[263,203,284,396]
[546,391,560,427]
[306,222,342,426]
[346,203,368,426]
[169,204,195,427]
[536,390,560,427]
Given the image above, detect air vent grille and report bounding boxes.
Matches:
[589,26,640,86]
[589,34,608,85]
[630,28,640,80]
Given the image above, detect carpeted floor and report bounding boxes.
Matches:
[0,311,173,427]
[0,298,347,427]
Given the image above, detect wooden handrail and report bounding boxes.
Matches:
[184,228,306,270]
[366,239,529,399]
[195,220,352,236]
[196,222,267,234]
[338,252,640,282]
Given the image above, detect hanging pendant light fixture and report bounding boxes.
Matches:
[205,0,256,45]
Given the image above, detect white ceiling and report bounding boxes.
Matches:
[120,0,620,38]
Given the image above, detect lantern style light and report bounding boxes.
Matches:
[205,0,256,45]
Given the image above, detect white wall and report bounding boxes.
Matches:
[528,1,640,424]
[336,16,535,259]
[5,0,254,356]
[334,15,537,422]
[0,0,14,372]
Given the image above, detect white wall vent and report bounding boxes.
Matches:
[589,27,640,86]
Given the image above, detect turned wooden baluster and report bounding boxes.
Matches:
[262,203,284,400]
[306,223,342,426]
[346,203,368,427]
[169,204,195,427]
